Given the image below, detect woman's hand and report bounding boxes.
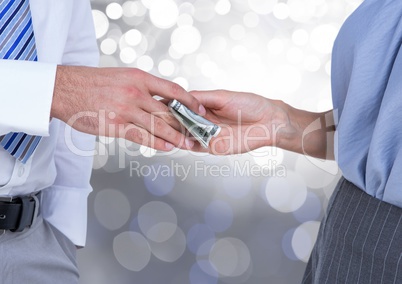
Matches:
[189,90,296,155]
[190,89,335,159]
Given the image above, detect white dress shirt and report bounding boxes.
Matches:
[0,0,99,246]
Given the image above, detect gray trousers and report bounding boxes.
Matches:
[0,213,79,284]
[302,177,402,284]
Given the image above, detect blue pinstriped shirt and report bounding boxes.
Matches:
[332,0,402,207]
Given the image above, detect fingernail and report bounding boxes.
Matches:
[199,105,206,116]
[165,142,175,151]
[185,138,194,149]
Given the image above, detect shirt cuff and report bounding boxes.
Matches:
[40,184,92,247]
[0,60,56,136]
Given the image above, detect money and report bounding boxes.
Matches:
[168,99,221,148]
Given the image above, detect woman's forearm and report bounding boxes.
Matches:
[270,101,335,160]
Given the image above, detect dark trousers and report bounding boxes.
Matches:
[302,177,402,284]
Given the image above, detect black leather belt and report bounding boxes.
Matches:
[0,193,39,232]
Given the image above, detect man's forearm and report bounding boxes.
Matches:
[50,65,205,151]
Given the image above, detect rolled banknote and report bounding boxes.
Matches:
[168,99,221,148]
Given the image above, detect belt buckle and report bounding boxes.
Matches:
[0,196,13,236]
[0,193,39,233]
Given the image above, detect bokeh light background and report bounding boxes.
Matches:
[78,0,362,283]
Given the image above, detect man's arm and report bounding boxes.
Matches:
[52,66,203,151]
[1,1,204,151]
[0,60,55,136]
[190,90,335,160]
[39,0,97,247]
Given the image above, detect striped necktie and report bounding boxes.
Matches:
[0,0,41,164]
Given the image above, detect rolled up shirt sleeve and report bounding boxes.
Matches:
[0,60,56,136]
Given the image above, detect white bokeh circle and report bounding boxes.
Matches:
[149,0,179,29]
[148,227,186,262]
[291,221,320,262]
[215,0,231,15]
[106,3,123,20]
[138,201,178,243]
[92,10,109,39]
[94,189,131,230]
[209,238,251,277]
[113,231,151,271]
[265,171,308,213]
[171,26,202,55]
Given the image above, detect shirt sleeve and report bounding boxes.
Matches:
[41,122,96,246]
[0,60,56,136]
[40,0,99,246]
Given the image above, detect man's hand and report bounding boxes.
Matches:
[189,90,335,159]
[51,66,206,151]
